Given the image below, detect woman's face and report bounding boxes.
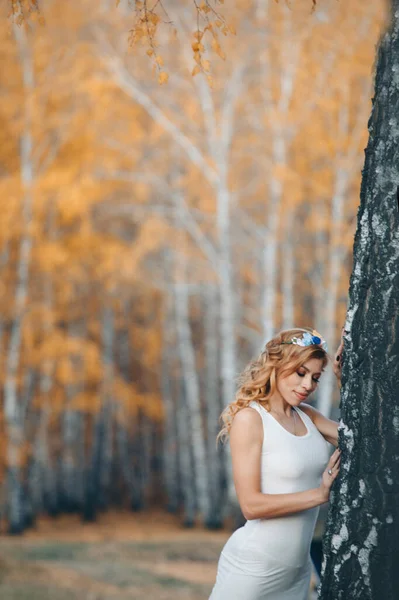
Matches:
[276,357,324,405]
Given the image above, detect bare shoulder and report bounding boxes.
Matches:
[230,407,263,442]
[231,407,263,430]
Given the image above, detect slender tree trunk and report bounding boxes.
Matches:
[161,293,180,513]
[83,407,102,522]
[4,22,35,535]
[129,410,152,511]
[115,302,136,508]
[319,6,399,598]
[217,184,236,411]
[176,380,196,527]
[204,286,224,528]
[0,243,10,371]
[20,367,37,528]
[61,318,85,512]
[281,209,295,330]
[98,303,115,509]
[174,282,211,523]
[40,407,60,518]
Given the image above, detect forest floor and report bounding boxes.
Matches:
[0,510,319,599]
[0,510,229,599]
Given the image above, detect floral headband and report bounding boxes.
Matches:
[281,330,328,351]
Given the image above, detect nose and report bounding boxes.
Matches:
[302,377,313,391]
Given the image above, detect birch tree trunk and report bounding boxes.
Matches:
[98,303,115,509]
[319,5,399,597]
[60,315,85,512]
[4,22,35,534]
[204,286,224,528]
[281,208,295,330]
[21,367,37,528]
[161,292,180,513]
[128,410,152,511]
[0,243,10,369]
[175,281,211,523]
[176,380,196,527]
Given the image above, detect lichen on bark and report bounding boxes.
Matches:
[319,2,399,598]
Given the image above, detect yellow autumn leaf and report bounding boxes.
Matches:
[192,65,201,77]
[158,72,169,85]
[149,13,160,25]
[216,47,226,60]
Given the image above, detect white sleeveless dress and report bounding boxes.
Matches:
[209,402,330,600]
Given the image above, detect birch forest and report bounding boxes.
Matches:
[0,0,386,534]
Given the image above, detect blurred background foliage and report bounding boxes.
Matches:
[0,0,387,537]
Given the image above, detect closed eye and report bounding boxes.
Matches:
[297,371,320,384]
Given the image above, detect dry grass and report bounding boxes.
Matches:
[0,511,229,600]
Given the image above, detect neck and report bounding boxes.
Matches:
[268,397,293,418]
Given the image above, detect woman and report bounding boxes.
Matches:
[209,327,343,600]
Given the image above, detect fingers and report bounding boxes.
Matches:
[328,449,341,470]
[330,458,341,479]
[326,449,341,479]
[335,331,345,365]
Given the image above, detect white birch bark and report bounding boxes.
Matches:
[161,287,180,513]
[320,6,399,593]
[4,22,35,534]
[174,280,210,522]
[61,317,86,512]
[281,206,295,330]
[176,378,196,526]
[37,371,59,517]
[95,27,244,413]
[204,286,224,528]
[98,303,115,508]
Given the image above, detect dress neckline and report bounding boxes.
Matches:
[258,404,311,439]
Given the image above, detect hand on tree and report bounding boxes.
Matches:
[332,328,346,383]
[319,448,341,502]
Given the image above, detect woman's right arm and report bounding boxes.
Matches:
[230,408,340,521]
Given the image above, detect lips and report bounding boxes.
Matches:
[294,391,308,400]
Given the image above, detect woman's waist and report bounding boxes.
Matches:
[224,516,317,568]
[260,480,323,495]
[245,506,319,531]
[244,510,318,560]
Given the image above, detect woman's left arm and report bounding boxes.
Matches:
[300,404,339,447]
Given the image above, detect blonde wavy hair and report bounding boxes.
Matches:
[218,327,329,443]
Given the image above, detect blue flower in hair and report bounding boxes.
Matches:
[281,329,328,350]
[301,333,314,346]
